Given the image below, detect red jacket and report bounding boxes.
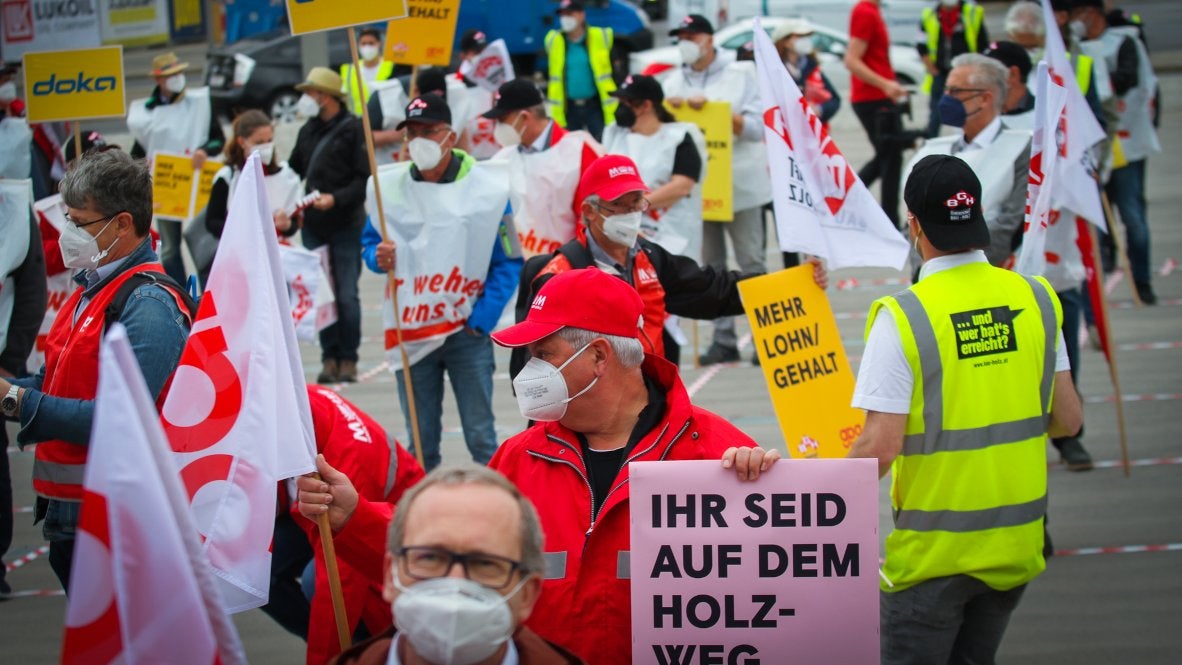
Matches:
[300,386,425,665]
[488,355,758,665]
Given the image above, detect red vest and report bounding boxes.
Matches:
[34,263,187,500]
[537,242,668,357]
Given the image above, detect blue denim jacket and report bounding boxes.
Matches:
[13,238,191,448]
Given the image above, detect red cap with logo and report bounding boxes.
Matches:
[576,154,650,208]
[491,268,644,348]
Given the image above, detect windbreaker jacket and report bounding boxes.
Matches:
[488,355,757,665]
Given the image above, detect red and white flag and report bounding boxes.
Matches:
[62,325,245,665]
[161,153,317,612]
[752,19,909,271]
[1015,0,1107,276]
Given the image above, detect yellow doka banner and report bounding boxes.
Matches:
[22,47,126,123]
[667,100,733,222]
[739,266,866,458]
[384,0,462,66]
[152,153,224,220]
[285,0,409,36]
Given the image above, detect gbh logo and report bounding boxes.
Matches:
[32,72,118,96]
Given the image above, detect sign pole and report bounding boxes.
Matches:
[72,122,83,164]
[316,508,352,650]
[1084,220,1132,477]
[347,26,426,471]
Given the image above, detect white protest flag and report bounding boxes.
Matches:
[62,325,245,665]
[161,153,317,612]
[1015,0,1107,276]
[751,19,909,271]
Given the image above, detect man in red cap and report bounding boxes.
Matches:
[512,153,826,371]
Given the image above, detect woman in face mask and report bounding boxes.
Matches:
[203,110,303,241]
[772,20,842,126]
[601,74,706,266]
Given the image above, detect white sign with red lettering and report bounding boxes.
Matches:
[278,243,335,343]
[368,159,510,369]
[459,38,515,93]
[28,194,74,373]
[752,19,908,271]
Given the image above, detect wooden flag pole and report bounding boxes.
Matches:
[72,122,83,164]
[316,508,352,650]
[1085,219,1132,477]
[347,26,426,471]
[1099,190,1142,307]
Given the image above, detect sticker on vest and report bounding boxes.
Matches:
[950,306,1022,361]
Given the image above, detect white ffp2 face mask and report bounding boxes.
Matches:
[296,93,320,118]
[0,82,16,103]
[408,136,448,171]
[794,36,814,56]
[559,15,580,33]
[59,218,117,270]
[165,73,186,94]
[512,342,598,422]
[359,44,381,62]
[678,39,703,65]
[392,575,524,665]
[601,210,644,247]
[250,142,275,164]
[494,117,523,148]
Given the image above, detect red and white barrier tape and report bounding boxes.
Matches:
[1113,298,1182,308]
[1116,341,1182,351]
[1104,270,1124,295]
[685,334,753,399]
[12,505,32,514]
[1160,257,1178,277]
[834,277,910,291]
[5,589,66,599]
[1049,456,1182,470]
[1055,543,1182,558]
[4,545,49,573]
[1084,393,1182,404]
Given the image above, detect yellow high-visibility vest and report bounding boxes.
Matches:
[340,60,395,116]
[869,262,1061,593]
[544,27,618,127]
[921,2,986,94]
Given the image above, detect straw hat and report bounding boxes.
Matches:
[150,52,189,77]
[295,67,346,98]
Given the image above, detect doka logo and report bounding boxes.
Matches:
[32,72,118,96]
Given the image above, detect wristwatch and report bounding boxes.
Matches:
[1,384,21,418]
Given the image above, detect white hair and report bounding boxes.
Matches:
[951,53,1008,113]
[1005,1,1045,38]
[558,327,645,368]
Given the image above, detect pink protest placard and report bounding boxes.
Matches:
[630,458,880,664]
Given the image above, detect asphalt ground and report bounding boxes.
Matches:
[4,8,1181,664]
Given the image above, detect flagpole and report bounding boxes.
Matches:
[316,508,353,649]
[1084,219,1132,477]
[1099,190,1142,307]
[347,26,427,472]
[72,122,82,164]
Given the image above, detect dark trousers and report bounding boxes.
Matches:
[0,426,11,592]
[853,99,904,227]
[260,513,313,639]
[302,224,363,363]
[565,99,605,143]
[881,575,1027,665]
[926,72,948,138]
[156,218,188,286]
[1105,159,1152,285]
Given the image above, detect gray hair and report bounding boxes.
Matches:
[558,326,645,368]
[1005,1,1045,38]
[525,102,549,119]
[387,465,546,577]
[60,148,153,235]
[951,53,1008,113]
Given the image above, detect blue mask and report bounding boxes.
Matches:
[937,94,968,128]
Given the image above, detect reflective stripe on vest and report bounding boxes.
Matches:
[544,551,567,580]
[617,550,630,579]
[545,28,619,128]
[33,459,86,487]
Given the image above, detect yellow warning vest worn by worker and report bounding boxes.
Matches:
[340,61,396,116]
[869,262,1062,593]
[920,2,985,94]
[544,27,618,127]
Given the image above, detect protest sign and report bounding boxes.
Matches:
[1,0,101,61]
[739,266,865,458]
[151,152,223,220]
[630,459,880,664]
[97,0,169,46]
[458,37,514,92]
[667,100,732,222]
[21,46,125,123]
[384,0,462,66]
[285,0,408,36]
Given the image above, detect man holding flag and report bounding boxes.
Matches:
[1,149,193,592]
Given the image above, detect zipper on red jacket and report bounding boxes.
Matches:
[527,434,596,533]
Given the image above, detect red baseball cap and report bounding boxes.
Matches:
[491,269,644,348]
[576,154,650,209]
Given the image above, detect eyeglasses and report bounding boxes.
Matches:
[398,546,523,589]
[64,211,121,229]
[596,198,650,216]
[945,87,986,99]
[405,125,451,140]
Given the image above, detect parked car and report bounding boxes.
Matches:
[667,0,931,44]
[629,17,926,90]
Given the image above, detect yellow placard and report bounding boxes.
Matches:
[285,0,409,36]
[193,160,224,215]
[22,47,126,123]
[384,0,462,66]
[667,100,733,222]
[739,267,866,458]
[152,153,196,220]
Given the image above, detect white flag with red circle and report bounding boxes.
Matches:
[752,19,909,271]
[62,325,245,665]
[161,153,317,612]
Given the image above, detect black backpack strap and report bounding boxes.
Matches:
[103,271,198,333]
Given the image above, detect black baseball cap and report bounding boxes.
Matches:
[669,14,714,37]
[397,94,452,130]
[556,0,585,14]
[482,79,544,119]
[611,74,664,103]
[0,61,19,76]
[983,41,1033,80]
[460,29,488,53]
[1049,0,1071,11]
[415,67,448,100]
[903,155,989,252]
[1067,0,1103,10]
